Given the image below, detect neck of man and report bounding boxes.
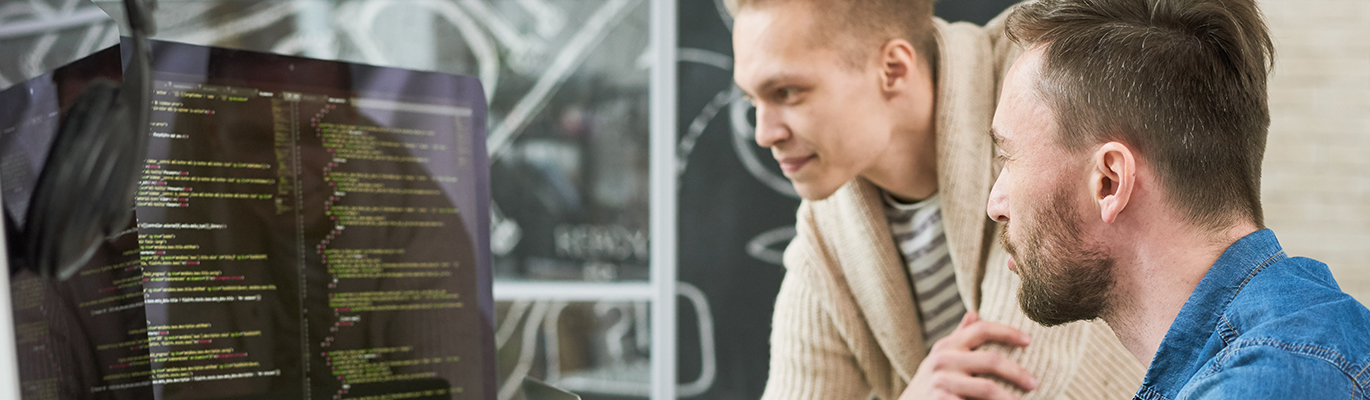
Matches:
[867,123,938,202]
[1102,215,1260,368]
[864,55,939,202]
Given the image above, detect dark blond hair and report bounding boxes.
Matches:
[1006,0,1274,230]
[728,0,937,69]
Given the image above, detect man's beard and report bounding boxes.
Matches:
[1000,189,1116,327]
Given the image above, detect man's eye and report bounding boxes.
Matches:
[777,87,799,102]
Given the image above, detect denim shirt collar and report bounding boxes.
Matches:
[1136,229,1287,399]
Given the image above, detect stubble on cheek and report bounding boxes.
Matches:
[1000,191,1116,327]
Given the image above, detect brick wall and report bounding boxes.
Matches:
[1259,0,1370,303]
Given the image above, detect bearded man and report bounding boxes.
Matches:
[988,0,1370,397]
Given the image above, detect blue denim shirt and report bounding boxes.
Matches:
[1134,229,1370,399]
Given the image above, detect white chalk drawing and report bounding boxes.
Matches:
[746,225,796,266]
[713,0,733,31]
[675,83,732,180]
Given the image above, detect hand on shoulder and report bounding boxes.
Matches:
[898,311,1038,400]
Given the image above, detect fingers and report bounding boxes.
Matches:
[940,319,1031,351]
[950,352,1039,391]
[912,314,1037,399]
[934,374,1021,400]
[923,351,1037,392]
[958,310,979,330]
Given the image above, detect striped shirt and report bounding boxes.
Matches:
[882,191,965,345]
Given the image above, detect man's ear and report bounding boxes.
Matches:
[1091,142,1136,224]
[879,39,917,95]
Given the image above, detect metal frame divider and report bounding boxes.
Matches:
[648,0,679,398]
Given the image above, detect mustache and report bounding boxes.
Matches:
[999,223,1017,258]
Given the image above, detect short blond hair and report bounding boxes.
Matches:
[729,0,937,69]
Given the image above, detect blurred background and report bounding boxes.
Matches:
[0,0,1364,399]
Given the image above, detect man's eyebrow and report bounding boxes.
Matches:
[746,74,806,98]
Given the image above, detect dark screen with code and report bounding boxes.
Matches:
[0,40,494,400]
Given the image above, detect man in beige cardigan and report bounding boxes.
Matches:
[729,0,1144,398]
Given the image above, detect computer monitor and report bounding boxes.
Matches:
[0,39,494,400]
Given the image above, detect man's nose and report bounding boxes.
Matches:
[987,172,1010,222]
[753,104,789,148]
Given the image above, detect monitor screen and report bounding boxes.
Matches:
[0,39,494,400]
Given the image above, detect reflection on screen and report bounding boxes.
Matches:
[0,40,494,400]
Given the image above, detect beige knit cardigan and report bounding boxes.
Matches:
[759,15,1146,400]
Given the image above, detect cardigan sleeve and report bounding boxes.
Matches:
[761,264,873,400]
[762,201,875,400]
